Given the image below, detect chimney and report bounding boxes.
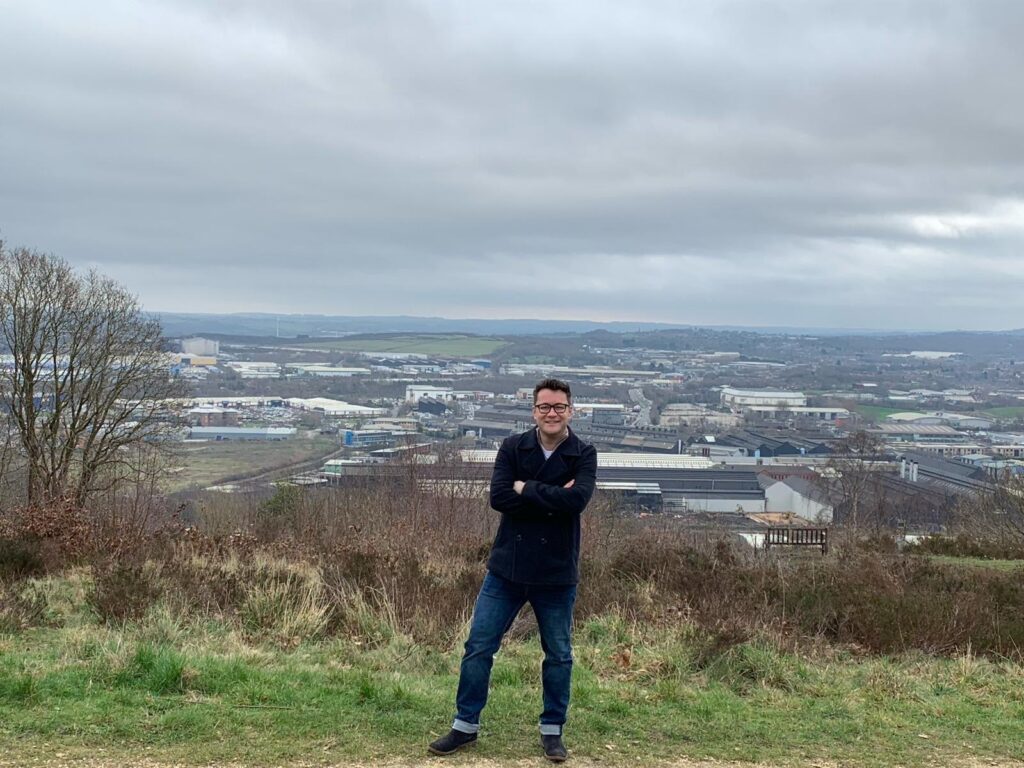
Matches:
[900,458,906,479]
[910,462,919,482]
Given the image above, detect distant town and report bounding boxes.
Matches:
[159,323,1024,543]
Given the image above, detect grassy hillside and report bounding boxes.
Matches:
[2,577,1023,767]
[4,485,1024,766]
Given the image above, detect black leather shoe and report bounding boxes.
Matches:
[542,733,568,762]
[428,728,478,755]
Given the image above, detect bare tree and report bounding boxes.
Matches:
[952,472,1024,548]
[0,243,185,506]
[816,430,889,531]
[0,409,21,509]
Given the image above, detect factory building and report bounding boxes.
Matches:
[181,337,220,356]
[744,406,850,421]
[285,364,372,377]
[406,385,455,401]
[188,406,240,427]
[226,361,281,378]
[343,429,397,448]
[286,397,388,418]
[720,387,807,408]
[189,426,296,440]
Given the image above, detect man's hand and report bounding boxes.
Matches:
[514,478,573,495]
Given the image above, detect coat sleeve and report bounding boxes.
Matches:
[520,444,597,514]
[489,438,527,514]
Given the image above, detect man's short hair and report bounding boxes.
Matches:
[533,378,572,404]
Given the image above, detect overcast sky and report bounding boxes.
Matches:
[3,1,1024,331]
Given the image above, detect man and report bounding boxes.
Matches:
[429,378,598,763]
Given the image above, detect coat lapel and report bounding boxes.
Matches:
[517,428,547,479]
[519,428,582,482]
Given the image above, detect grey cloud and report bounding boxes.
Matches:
[2,0,1024,329]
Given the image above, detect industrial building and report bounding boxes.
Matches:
[226,361,281,378]
[170,353,217,367]
[744,406,850,422]
[285,364,372,377]
[693,430,832,458]
[189,426,296,440]
[181,337,220,356]
[659,403,742,429]
[343,429,403,448]
[720,387,807,408]
[285,397,388,417]
[406,385,455,401]
[762,476,833,522]
[188,406,240,427]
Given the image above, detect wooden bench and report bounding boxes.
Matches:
[763,526,829,555]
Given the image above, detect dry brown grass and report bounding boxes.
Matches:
[4,466,1024,659]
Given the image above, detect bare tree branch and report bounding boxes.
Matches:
[0,243,186,507]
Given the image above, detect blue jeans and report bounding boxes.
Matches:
[453,571,577,736]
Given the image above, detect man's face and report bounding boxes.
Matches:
[533,387,572,438]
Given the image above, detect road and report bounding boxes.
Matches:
[629,387,653,426]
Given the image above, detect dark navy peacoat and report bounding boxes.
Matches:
[486,427,598,585]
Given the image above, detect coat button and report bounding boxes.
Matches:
[516,535,522,541]
[541,538,548,545]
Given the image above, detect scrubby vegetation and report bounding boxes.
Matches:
[2,473,1024,765]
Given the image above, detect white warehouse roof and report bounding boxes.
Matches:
[286,397,388,416]
[460,450,714,470]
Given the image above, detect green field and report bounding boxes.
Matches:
[298,334,508,357]
[920,554,1024,572]
[167,435,339,491]
[980,406,1024,421]
[2,598,1023,767]
[852,405,911,423]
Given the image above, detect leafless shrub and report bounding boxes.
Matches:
[945,474,1024,557]
[238,562,330,646]
[88,559,163,624]
[0,580,49,631]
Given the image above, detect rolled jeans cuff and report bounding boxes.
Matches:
[453,719,480,734]
[539,723,563,736]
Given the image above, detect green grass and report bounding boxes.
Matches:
[919,554,1024,572]
[167,435,339,491]
[2,609,1023,766]
[979,406,1024,421]
[297,334,508,357]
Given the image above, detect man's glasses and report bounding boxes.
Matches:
[534,403,571,414]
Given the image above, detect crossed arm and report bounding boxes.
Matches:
[489,441,597,516]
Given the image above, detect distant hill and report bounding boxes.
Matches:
[151,312,973,339]
[152,312,694,338]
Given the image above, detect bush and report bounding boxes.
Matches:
[0,537,45,580]
[905,534,1024,560]
[117,643,188,695]
[88,560,163,624]
[14,480,1024,661]
[775,553,1024,657]
[0,581,49,632]
[239,567,330,646]
[159,553,245,617]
